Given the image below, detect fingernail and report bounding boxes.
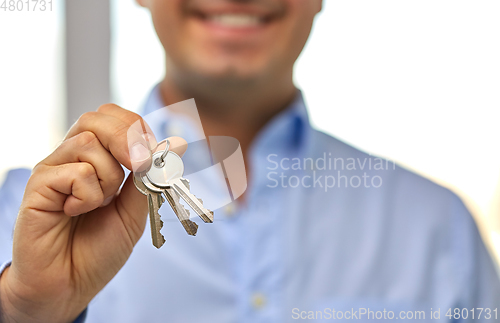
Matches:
[130,142,151,173]
[142,133,157,151]
[130,143,150,162]
[101,196,114,207]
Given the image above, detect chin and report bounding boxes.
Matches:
[191,55,269,82]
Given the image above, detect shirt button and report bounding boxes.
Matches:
[224,203,237,217]
[251,292,267,310]
[167,123,183,137]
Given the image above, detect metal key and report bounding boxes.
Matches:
[163,186,199,235]
[133,175,166,248]
[135,138,199,237]
[138,174,198,236]
[169,177,214,223]
[146,150,214,224]
[141,174,199,236]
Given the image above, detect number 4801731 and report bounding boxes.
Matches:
[1,0,53,11]
[446,308,498,320]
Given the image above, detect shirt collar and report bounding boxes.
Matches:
[249,90,310,158]
[140,84,206,145]
[140,85,311,158]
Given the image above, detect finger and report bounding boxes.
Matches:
[40,131,124,201]
[97,104,158,150]
[28,163,104,217]
[154,136,188,157]
[129,135,189,174]
[65,111,151,171]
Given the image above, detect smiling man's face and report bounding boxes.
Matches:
[139,0,322,84]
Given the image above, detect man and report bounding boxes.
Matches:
[1,0,499,322]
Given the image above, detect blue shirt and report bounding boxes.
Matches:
[1,87,499,322]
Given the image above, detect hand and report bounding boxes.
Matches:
[0,104,187,323]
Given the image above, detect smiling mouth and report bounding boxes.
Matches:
[206,14,264,27]
[191,11,278,29]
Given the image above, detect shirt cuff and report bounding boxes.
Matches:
[1,260,87,323]
[73,308,88,323]
[0,260,11,277]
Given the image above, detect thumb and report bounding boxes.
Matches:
[114,173,149,244]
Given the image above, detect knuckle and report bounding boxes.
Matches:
[97,103,120,114]
[98,103,143,126]
[75,131,98,148]
[75,111,99,129]
[76,162,96,179]
[126,112,143,125]
[32,162,48,175]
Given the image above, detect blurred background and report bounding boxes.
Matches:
[1,0,499,264]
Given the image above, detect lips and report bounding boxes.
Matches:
[206,14,264,28]
[185,0,284,30]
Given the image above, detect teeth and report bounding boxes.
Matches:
[208,14,261,27]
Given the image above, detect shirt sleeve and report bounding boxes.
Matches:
[0,169,31,274]
[1,258,87,323]
[0,261,11,276]
[1,261,87,323]
[452,194,500,321]
[73,309,88,323]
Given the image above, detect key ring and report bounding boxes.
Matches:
[154,139,170,168]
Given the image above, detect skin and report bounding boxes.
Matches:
[0,0,322,322]
[142,0,322,156]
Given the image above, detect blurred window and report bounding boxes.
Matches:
[0,4,65,181]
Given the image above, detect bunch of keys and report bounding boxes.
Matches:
[133,139,214,248]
